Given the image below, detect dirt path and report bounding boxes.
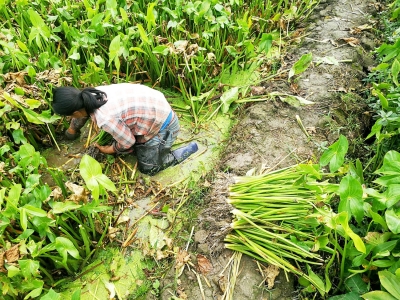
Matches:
[159,0,379,299]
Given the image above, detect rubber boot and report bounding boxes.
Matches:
[172,142,198,163]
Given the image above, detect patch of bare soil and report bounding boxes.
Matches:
[159,0,381,299]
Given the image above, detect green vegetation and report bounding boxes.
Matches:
[1,0,400,299]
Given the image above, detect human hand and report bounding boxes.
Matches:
[94,143,116,154]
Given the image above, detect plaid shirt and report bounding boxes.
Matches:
[91,83,172,151]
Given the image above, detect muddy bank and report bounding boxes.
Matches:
[159,0,379,299]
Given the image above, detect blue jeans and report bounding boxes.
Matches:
[144,114,180,148]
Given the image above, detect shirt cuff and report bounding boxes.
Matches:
[113,141,133,154]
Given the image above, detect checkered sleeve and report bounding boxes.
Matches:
[101,118,136,151]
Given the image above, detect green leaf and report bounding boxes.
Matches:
[369,209,389,230]
[337,212,366,253]
[391,59,400,86]
[137,23,149,45]
[51,201,82,214]
[19,259,40,280]
[152,45,169,55]
[375,151,400,175]
[372,89,389,110]
[7,265,20,278]
[320,135,348,172]
[344,274,368,294]
[109,35,121,70]
[328,292,360,300]
[23,279,43,300]
[55,237,81,263]
[289,53,313,79]
[23,205,47,217]
[40,288,61,300]
[71,289,81,300]
[259,33,273,55]
[221,87,239,113]
[306,264,326,296]
[338,175,364,224]
[145,2,157,31]
[379,270,400,297]
[385,208,400,234]
[361,291,397,300]
[20,207,28,231]
[80,154,116,201]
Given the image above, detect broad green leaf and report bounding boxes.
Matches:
[71,289,81,300]
[4,184,22,219]
[12,128,27,144]
[221,87,239,113]
[109,35,121,70]
[55,237,81,263]
[20,208,28,231]
[320,135,348,172]
[385,208,400,234]
[361,291,397,300]
[80,154,116,201]
[296,164,322,180]
[391,59,400,86]
[145,2,157,31]
[375,151,400,175]
[337,212,366,253]
[19,259,40,280]
[137,23,150,45]
[289,53,313,79]
[7,265,20,278]
[365,121,382,140]
[344,274,368,294]
[129,46,147,54]
[23,205,47,217]
[372,260,394,268]
[52,201,82,214]
[259,33,273,55]
[106,0,118,18]
[152,45,169,55]
[306,264,326,296]
[338,175,364,224]
[372,89,389,110]
[40,288,61,300]
[369,209,389,231]
[378,270,400,299]
[329,292,360,300]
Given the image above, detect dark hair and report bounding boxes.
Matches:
[52,87,107,116]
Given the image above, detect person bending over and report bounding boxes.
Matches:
[52,83,198,176]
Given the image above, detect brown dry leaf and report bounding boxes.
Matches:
[0,252,6,273]
[2,71,27,85]
[176,249,190,266]
[196,254,213,275]
[217,275,227,293]
[177,287,188,300]
[350,24,373,34]
[306,126,316,134]
[50,186,63,200]
[65,182,89,203]
[5,245,20,263]
[264,265,280,289]
[251,86,267,96]
[339,37,360,47]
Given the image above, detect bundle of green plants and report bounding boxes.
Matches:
[90,129,113,146]
[224,164,338,294]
